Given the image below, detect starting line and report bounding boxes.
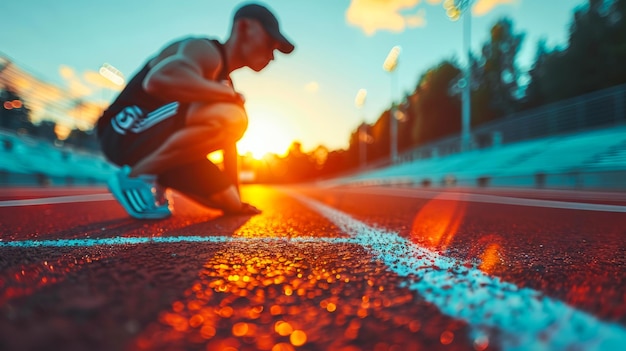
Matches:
[1,192,625,350]
[0,236,357,247]
[0,194,114,207]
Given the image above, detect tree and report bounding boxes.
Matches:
[65,128,99,151]
[369,109,392,160]
[396,95,414,152]
[32,120,58,143]
[604,0,626,86]
[523,40,553,109]
[318,149,350,178]
[412,60,462,144]
[0,88,31,131]
[283,141,316,182]
[472,18,525,124]
[524,0,626,107]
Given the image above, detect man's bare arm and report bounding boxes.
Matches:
[142,39,239,104]
[222,142,239,193]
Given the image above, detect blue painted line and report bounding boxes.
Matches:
[0,236,356,248]
[0,194,114,207]
[0,236,232,248]
[286,190,626,351]
[338,188,626,213]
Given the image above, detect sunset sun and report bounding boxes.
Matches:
[237,106,296,159]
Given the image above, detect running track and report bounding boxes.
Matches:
[0,185,625,351]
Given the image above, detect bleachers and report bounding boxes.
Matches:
[583,140,626,170]
[1,129,116,186]
[326,124,626,190]
[2,124,625,189]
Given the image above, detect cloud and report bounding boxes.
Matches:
[345,0,517,35]
[59,65,93,97]
[0,56,110,133]
[66,99,107,130]
[346,0,426,36]
[405,9,427,27]
[305,81,319,93]
[83,70,124,92]
[474,0,519,16]
[0,62,63,124]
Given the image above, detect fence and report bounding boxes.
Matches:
[396,83,626,164]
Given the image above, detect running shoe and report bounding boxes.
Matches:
[107,165,171,219]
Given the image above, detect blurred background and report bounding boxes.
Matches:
[1,0,625,188]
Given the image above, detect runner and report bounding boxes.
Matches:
[97,3,294,218]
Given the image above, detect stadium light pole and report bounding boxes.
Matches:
[99,63,125,102]
[383,46,401,163]
[99,63,125,86]
[355,88,367,168]
[444,0,473,152]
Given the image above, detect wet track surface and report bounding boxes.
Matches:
[0,185,625,351]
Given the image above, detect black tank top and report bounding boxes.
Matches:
[97,38,230,136]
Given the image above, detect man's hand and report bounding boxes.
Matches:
[223,202,262,216]
[234,92,246,106]
[221,80,245,106]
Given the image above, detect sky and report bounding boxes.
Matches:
[0,0,586,157]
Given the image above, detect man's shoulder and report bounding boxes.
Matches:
[179,37,222,57]
[169,36,217,47]
[155,36,215,54]
[150,36,223,77]
[154,36,219,61]
[177,37,225,76]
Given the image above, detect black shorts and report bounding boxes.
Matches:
[99,102,232,195]
[100,102,187,166]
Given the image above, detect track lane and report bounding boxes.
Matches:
[0,185,624,350]
[293,186,626,325]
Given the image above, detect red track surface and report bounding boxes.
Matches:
[0,185,624,351]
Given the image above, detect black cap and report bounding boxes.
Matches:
[233,3,295,54]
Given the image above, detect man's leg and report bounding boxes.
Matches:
[99,110,177,219]
[157,159,253,214]
[129,102,248,177]
[176,186,242,213]
[175,185,260,215]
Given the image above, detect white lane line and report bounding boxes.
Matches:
[287,191,626,351]
[0,194,114,207]
[0,236,357,248]
[2,190,624,349]
[338,187,626,213]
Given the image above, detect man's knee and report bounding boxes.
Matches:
[186,102,248,141]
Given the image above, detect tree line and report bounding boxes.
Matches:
[0,88,99,150]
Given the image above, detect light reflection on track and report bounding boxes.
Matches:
[1,187,625,350]
[288,191,626,351]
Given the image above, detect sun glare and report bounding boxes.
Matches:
[237,106,296,159]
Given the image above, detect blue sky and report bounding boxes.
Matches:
[0,0,586,156]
